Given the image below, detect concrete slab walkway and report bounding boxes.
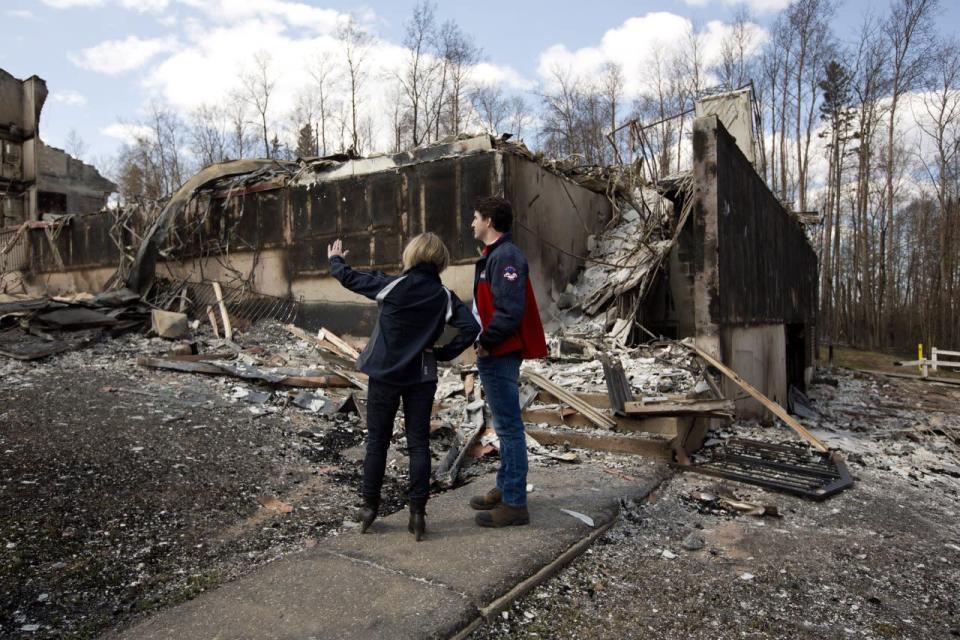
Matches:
[113,464,669,640]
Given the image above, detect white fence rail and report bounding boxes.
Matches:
[896,346,960,378]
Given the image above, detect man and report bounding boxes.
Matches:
[469,196,547,528]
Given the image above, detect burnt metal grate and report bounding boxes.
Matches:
[679,437,853,500]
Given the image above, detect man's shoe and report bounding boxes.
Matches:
[475,503,529,528]
[408,504,426,542]
[359,497,379,533]
[469,487,502,511]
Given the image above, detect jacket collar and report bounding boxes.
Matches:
[481,232,512,257]
[404,262,441,280]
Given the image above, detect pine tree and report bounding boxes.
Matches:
[296,122,316,158]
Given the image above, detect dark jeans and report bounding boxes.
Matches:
[362,378,437,509]
[476,353,527,507]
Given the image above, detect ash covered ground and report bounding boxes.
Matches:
[474,371,960,640]
[0,323,475,639]
[1,321,959,639]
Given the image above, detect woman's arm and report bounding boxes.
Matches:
[433,292,482,362]
[328,239,397,300]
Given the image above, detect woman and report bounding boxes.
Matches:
[327,233,480,541]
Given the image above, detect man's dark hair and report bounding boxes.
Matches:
[474,196,513,233]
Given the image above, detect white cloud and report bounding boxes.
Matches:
[50,90,88,106]
[118,0,170,12]
[723,0,791,13]
[675,0,790,11]
[536,11,767,97]
[471,63,533,90]
[5,9,35,18]
[69,35,179,74]
[40,0,104,7]
[101,122,153,144]
[175,0,343,33]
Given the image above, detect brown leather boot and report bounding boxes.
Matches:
[469,487,502,511]
[475,503,529,528]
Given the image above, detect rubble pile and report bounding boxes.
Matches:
[546,185,680,343]
[0,289,147,360]
[531,339,699,397]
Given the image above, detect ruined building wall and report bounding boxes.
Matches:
[37,142,115,216]
[19,150,612,334]
[0,69,47,227]
[689,115,818,417]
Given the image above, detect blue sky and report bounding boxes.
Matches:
[2,0,958,170]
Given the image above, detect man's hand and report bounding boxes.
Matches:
[327,238,349,260]
[477,345,490,358]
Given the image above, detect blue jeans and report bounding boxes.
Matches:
[476,353,527,507]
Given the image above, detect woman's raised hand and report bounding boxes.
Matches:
[327,238,350,260]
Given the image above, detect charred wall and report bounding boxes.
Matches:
[22,149,610,333]
[713,122,817,326]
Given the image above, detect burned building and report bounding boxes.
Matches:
[1,106,817,419]
[0,68,115,227]
[0,68,45,227]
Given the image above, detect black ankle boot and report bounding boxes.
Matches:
[359,497,379,534]
[407,503,426,542]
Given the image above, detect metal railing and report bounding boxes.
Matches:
[0,225,30,273]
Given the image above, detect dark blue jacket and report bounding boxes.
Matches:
[330,256,480,385]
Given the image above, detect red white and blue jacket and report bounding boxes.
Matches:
[473,234,548,359]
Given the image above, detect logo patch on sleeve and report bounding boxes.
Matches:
[503,266,519,282]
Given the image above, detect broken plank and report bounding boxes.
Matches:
[525,427,672,459]
[524,372,617,430]
[162,351,237,362]
[686,342,828,452]
[318,326,361,359]
[211,282,233,342]
[279,375,354,389]
[284,324,357,366]
[206,305,220,338]
[615,415,690,437]
[536,390,611,408]
[136,357,353,388]
[622,399,735,417]
[523,408,684,437]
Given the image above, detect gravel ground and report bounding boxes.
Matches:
[473,372,960,640]
[3,328,959,640]
[0,330,427,639]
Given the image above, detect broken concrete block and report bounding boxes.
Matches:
[151,310,188,339]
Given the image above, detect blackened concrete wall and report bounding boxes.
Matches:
[689,115,818,417]
[19,149,613,335]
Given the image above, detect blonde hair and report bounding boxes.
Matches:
[402,232,450,273]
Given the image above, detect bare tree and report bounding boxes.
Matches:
[916,39,960,345]
[601,62,624,154]
[718,7,757,90]
[788,0,837,213]
[507,95,533,139]
[471,83,509,134]
[240,50,277,158]
[337,16,372,154]
[398,1,440,147]
[225,90,251,160]
[435,20,480,136]
[189,104,228,167]
[307,51,340,156]
[64,128,87,160]
[879,0,940,322]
